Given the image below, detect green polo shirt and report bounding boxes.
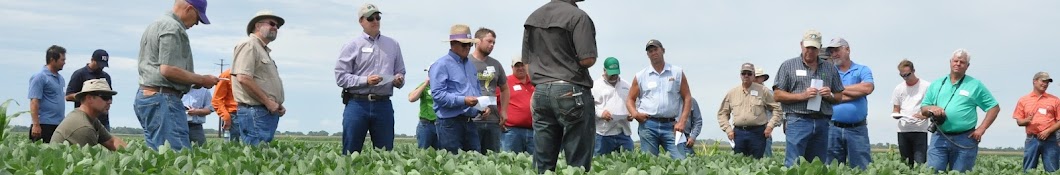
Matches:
[418,82,437,121]
[921,75,998,133]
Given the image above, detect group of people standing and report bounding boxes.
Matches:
[22,0,1060,174]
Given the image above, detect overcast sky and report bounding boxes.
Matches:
[2,0,1058,148]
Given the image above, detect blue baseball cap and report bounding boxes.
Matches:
[186,0,210,24]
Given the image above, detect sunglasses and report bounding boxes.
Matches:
[365,15,382,22]
[900,72,912,79]
[258,21,279,28]
[89,93,113,101]
[741,72,754,76]
[461,43,473,48]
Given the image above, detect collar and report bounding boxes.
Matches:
[650,63,672,75]
[1031,91,1051,98]
[84,64,101,74]
[838,62,863,74]
[799,56,825,68]
[361,32,381,41]
[41,66,59,77]
[249,34,272,52]
[447,50,468,63]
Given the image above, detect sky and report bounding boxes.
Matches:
[1,0,1058,148]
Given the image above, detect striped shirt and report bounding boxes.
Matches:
[773,56,845,115]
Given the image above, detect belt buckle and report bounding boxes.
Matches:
[366,94,377,101]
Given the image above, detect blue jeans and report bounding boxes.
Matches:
[188,123,205,146]
[531,83,596,173]
[237,105,280,146]
[502,127,535,155]
[595,134,634,155]
[475,121,502,154]
[1023,133,1060,172]
[133,90,190,151]
[827,124,872,169]
[927,130,979,172]
[341,99,395,154]
[416,120,440,149]
[733,126,767,159]
[228,112,241,143]
[784,113,830,167]
[638,120,685,160]
[676,142,696,156]
[436,116,480,154]
[765,137,773,157]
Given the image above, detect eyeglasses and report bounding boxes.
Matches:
[365,15,382,22]
[900,72,912,79]
[461,43,473,48]
[741,72,754,76]
[258,21,279,28]
[90,93,113,101]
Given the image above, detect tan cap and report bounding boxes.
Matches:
[246,9,285,35]
[77,79,117,96]
[802,29,822,48]
[358,3,382,18]
[1035,72,1053,82]
[511,56,523,66]
[755,68,768,77]
[740,63,755,72]
[445,24,478,44]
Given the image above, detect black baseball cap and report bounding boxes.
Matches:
[91,49,109,67]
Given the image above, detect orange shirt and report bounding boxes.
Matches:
[212,69,238,122]
[1013,92,1060,135]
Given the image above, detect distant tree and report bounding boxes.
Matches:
[332,132,343,136]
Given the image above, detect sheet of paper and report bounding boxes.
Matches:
[674,131,684,145]
[375,74,395,86]
[806,79,823,111]
[474,96,496,110]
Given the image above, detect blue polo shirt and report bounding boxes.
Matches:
[28,66,66,125]
[428,50,482,119]
[831,62,874,123]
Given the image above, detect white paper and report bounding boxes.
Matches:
[474,96,497,110]
[806,79,823,111]
[375,74,395,86]
[674,131,684,145]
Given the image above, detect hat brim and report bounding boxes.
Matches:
[361,11,381,18]
[198,11,211,25]
[246,15,285,35]
[446,38,478,44]
[605,69,620,76]
[77,90,118,97]
[756,74,770,80]
[801,41,821,48]
[99,61,109,68]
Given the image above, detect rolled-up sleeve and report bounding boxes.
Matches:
[429,62,464,109]
[335,42,366,88]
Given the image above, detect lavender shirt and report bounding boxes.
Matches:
[334,32,406,96]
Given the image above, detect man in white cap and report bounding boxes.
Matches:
[773,30,845,167]
[824,38,875,169]
[135,0,219,151]
[1013,72,1060,172]
[919,49,1000,172]
[501,56,536,155]
[233,9,286,146]
[335,3,406,154]
[51,79,127,151]
[429,24,483,154]
[523,0,598,172]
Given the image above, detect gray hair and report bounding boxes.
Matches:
[952,48,971,63]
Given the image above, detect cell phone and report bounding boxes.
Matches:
[890,113,903,119]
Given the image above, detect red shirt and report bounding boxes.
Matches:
[501,75,534,128]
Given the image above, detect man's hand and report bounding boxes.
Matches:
[1037,130,1053,140]
[482,108,492,119]
[674,122,686,133]
[969,128,986,142]
[223,118,232,129]
[764,127,774,138]
[818,87,832,98]
[464,96,479,107]
[113,137,128,149]
[393,74,405,87]
[685,137,696,147]
[367,75,382,86]
[277,105,287,116]
[601,110,613,121]
[198,75,220,89]
[727,131,735,141]
[632,112,648,123]
[30,124,41,138]
[803,87,818,100]
[265,100,281,114]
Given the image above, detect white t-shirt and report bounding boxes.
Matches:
[891,79,932,132]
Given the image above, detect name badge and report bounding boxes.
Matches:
[958,90,970,96]
[795,70,808,77]
[646,81,658,89]
[750,90,759,96]
[1039,108,1048,115]
[361,47,374,53]
[513,85,523,91]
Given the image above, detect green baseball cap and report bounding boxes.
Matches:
[604,57,620,75]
